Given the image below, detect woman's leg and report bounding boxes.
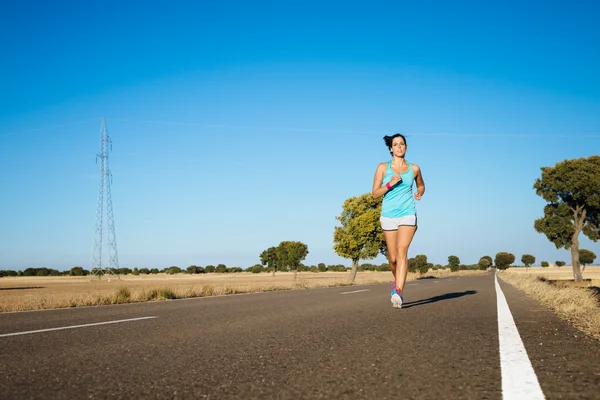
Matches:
[395,225,417,294]
[383,230,398,281]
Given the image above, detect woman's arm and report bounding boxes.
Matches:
[373,163,396,199]
[413,164,425,200]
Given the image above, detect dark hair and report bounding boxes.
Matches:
[383,133,407,155]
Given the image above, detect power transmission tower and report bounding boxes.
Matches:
[91,118,120,281]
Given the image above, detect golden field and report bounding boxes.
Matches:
[0,269,486,313]
[498,266,600,341]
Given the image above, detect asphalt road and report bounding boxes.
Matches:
[1,272,599,399]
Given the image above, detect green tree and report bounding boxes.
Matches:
[478,258,491,270]
[533,155,600,282]
[448,256,460,272]
[555,261,566,267]
[260,247,281,276]
[495,252,515,270]
[215,264,227,273]
[69,266,86,276]
[277,241,309,278]
[317,262,327,272]
[167,266,182,274]
[203,265,214,273]
[132,267,140,275]
[521,254,536,268]
[407,257,417,273]
[579,249,596,271]
[187,265,199,274]
[541,261,549,268]
[415,254,429,274]
[333,193,385,282]
[481,256,493,266]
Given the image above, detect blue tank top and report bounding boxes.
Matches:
[381,160,417,218]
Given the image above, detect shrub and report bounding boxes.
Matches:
[555,261,566,267]
[251,264,264,274]
[541,261,549,267]
[159,288,176,299]
[114,288,131,303]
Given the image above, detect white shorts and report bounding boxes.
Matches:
[380,215,417,231]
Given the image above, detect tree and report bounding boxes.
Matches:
[317,263,327,272]
[521,254,536,268]
[205,265,215,273]
[495,252,515,270]
[448,256,460,272]
[277,241,309,278]
[69,266,86,276]
[333,193,386,282]
[555,261,566,267]
[407,257,417,273]
[167,266,181,274]
[187,265,199,274]
[579,249,596,271]
[541,261,549,268]
[533,156,600,282]
[481,256,493,266]
[415,254,429,274]
[260,247,281,276]
[216,264,227,273]
[478,258,491,270]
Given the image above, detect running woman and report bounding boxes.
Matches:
[372,133,425,308]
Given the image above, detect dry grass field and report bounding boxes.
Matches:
[498,266,600,341]
[0,269,486,313]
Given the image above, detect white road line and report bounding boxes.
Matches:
[0,316,157,338]
[495,274,545,400]
[339,289,370,295]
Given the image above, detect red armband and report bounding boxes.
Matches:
[386,182,392,190]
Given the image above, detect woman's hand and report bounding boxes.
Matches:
[414,192,422,200]
[389,174,402,187]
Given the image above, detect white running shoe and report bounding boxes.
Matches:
[391,293,403,308]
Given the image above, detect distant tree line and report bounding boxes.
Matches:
[2,250,595,278]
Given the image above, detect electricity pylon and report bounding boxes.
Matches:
[91,118,120,281]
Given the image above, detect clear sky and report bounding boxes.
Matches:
[1,0,599,271]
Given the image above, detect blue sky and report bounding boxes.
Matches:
[1,0,599,271]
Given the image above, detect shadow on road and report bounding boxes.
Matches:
[402,290,477,308]
[0,286,45,291]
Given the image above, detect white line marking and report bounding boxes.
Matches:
[495,274,545,399]
[0,316,157,338]
[339,289,370,295]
